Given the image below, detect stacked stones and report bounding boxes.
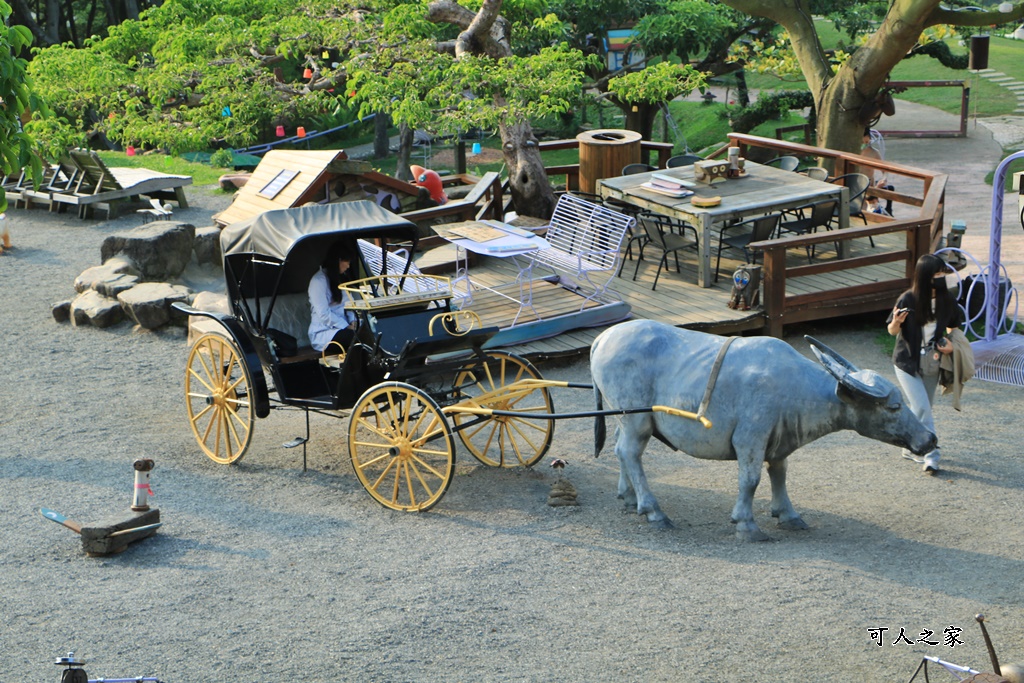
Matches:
[53,221,222,330]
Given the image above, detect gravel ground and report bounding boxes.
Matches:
[3,146,1024,682]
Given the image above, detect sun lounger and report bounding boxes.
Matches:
[47,149,192,219]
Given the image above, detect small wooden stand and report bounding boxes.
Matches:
[80,508,161,556]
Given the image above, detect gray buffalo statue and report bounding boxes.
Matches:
[591,320,936,541]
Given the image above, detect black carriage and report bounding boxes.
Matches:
[177,202,555,511]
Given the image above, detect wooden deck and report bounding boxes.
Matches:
[417,227,908,360]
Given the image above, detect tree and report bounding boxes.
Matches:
[717,0,1024,153]
[0,0,50,211]
[28,0,356,154]
[349,0,595,217]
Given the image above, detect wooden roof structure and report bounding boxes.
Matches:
[213,149,429,228]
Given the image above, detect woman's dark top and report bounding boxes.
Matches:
[886,290,963,376]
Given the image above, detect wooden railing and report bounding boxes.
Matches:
[538,139,674,191]
[745,147,948,336]
[401,171,504,225]
[727,133,946,249]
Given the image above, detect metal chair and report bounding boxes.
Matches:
[801,166,829,181]
[714,213,782,282]
[777,199,838,262]
[622,163,656,175]
[830,173,873,246]
[666,154,703,168]
[631,213,699,290]
[764,155,800,172]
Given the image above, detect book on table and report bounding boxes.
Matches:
[650,173,697,190]
[639,182,694,198]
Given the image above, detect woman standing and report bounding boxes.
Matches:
[886,254,963,473]
[308,243,358,353]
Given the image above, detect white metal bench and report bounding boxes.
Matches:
[519,193,634,308]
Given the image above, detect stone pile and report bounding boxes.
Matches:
[53,221,222,330]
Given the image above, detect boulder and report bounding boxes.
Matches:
[70,290,125,328]
[117,282,193,329]
[73,257,139,294]
[193,226,222,266]
[101,221,196,281]
[52,300,71,323]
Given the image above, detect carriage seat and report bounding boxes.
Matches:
[251,293,317,363]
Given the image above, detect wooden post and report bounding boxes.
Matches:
[762,248,787,337]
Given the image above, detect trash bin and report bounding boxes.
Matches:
[576,129,642,195]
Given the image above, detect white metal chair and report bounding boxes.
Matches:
[520,193,634,308]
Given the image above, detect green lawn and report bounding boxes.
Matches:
[95,150,226,191]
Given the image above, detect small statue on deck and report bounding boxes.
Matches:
[727,264,761,311]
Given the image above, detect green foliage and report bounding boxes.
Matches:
[29,0,362,155]
[907,40,969,70]
[607,61,707,104]
[633,0,735,63]
[727,90,815,135]
[821,2,890,43]
[0,0,49,211]
[209,148,234,167]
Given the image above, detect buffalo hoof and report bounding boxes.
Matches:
[777,517,810,531]
[649,516,675,529]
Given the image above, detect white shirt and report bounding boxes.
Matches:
[308,268,356,351]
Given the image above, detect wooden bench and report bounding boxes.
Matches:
[519,193,634,308]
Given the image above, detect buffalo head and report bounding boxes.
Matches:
[806,336,937,455]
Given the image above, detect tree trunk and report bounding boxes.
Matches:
[373,112,391,159]
[815,68,868,162]
[623,103,657,165]
[499,118,554,219]
[395,123,415,182]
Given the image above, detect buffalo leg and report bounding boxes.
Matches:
[730,448,768,542]
[614,418,671,527]
[767,458,808,531]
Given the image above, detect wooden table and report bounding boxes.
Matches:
[598,161,849,287]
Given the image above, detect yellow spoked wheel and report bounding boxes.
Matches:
[452,352,554,468]
[185,333,254,465]
[349,382,456,512]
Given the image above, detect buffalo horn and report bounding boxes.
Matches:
[806,336,889,402]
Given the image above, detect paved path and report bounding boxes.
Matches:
[879,100,1024,292]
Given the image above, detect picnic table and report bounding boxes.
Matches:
[598,160,849,288]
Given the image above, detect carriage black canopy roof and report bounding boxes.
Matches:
[220,201,418,260]
[219,201,420,297]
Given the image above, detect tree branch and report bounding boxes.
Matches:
[427,0,511,59]
[927,3,1024,28]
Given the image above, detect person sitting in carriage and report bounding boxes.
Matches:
[308,243,359,353]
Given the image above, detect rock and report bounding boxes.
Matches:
[73,257,139,294]
[187,291,231,345]
[96,273,142,298]
[117,282,193,329]
[101,221,196,281]
[70,290,125,328]
[51,300,71,323]
[193,226,222,266]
